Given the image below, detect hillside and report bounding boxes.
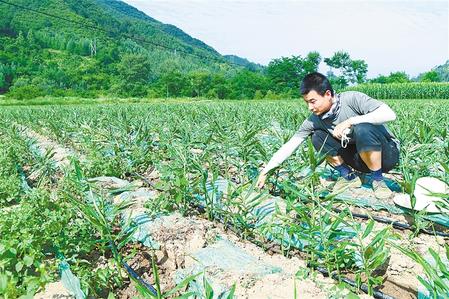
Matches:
[432,60,449,81]
[0,0,257,97]
[414,60,449,82]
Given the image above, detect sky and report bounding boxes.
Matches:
[123,0,448,78]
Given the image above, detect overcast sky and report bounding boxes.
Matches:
[123,0,448,78]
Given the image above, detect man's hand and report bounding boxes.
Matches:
[333,119,353,139]
[256,173,267,189]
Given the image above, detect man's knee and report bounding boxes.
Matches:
[353,123,376,137]
[353,123,386,151]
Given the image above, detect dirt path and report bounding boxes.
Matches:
[15,124,84,169]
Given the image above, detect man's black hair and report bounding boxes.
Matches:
[300,72,334,97]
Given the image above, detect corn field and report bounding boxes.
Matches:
[346,83,449,99]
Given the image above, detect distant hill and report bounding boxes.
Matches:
[1,0,226,60]
[0,0,258,97]
[223,55,264,71]
[415,60,449,82]
[432,60,449,81]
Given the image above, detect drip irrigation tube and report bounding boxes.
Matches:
[134,174,437,296]
[312,265,396,299]
[333,208,449,238]
[106,241,158,296]
[190,202,397,299]
[123,262,158,296]
[272,179,449,237]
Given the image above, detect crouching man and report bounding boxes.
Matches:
[256,72,400,200]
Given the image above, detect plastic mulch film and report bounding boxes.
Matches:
[253,195,357,251]
[417,253,449,299]
[193,178,356,251]
[123,212,160,249]
[333,191,449,229]
[88,177,161,249]
[116,188,161,249]
[333,191,405,214]
[59,259,85,299]
[193,178,229,209]
[175,238,282,298]
[316,168,449,229]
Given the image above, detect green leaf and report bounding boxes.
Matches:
[225,284,236,299]
[417,276,434,293]
[151,257,162,299]
[0,273,8,292]
[15,261,24,272]
[164,273,201,297]
[362,219,375,239]
[445,244,449,260]
[347,292,360,299]
[203,275,214,299]
[23,255,33,267]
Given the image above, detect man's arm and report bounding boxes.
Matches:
[261,133,305,175]
[349,103,396,125]
[257,119,313,188]
[333,104,396,139]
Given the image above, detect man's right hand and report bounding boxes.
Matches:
[256,173,267,189]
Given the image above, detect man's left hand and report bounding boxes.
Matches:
[333,119,353,140]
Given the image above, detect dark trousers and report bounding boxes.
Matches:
[311,123,400,173]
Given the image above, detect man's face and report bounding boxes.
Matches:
[303,90,333,115]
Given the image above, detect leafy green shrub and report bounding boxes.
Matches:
[6,85,46,100]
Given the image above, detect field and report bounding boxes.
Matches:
[0,99,448,298]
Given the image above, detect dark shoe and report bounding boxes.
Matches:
[332,177,362,194]
[372,180,394,201]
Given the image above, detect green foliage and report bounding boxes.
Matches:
[420,70,441,83]
[353,222,392,295]
[2,0,445,101]
[346,82,449,99]
[7,85,47,100]
[1,98,449,297]
[389,243,449,298]
[0,186,96,297]
[0,0,242,99]
[229,69,269,99]
[324,51,368,88]
[113,53,154,97]
[370,71,410,84]
[266,52,321,95]
[418,60,449,82]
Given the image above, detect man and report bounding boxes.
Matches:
[256,72,400,200]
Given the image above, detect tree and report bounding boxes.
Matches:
[115,53,153,96]
[351,59,368,84]
[267,56,303,93]
[420,71,440,82]
[230,69,268,99]
[0,64,15,94]
[326,71,348,91]
[371,72,410,84]
[253,90,264,100]
[266,51,321,94]
[324,51,368,88]
[159,70,187,97]
[387,71,409,83]
[188,70,212,97]
[303,51,321,74]
[210,73,230,99]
